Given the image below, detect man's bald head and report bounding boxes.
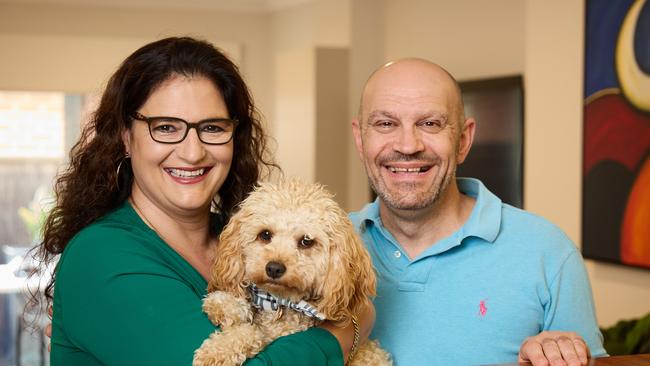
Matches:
[358,58,465,129]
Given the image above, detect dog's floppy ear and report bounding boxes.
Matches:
[316,207,376,325]
[208,210,248,298]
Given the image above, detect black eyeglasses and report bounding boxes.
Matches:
[131,112,238,145]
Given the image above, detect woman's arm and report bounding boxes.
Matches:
[52,226,349,366]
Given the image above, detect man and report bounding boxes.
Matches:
[349,58,606,366]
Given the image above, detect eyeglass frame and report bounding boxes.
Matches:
[130,112,239,145]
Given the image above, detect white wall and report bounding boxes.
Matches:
[270,0,350,184]
[273,47,316,181]
[0,34,241,94]
[347,0,387,211]
[0,2,270,114]
[316,48,349,204]
[384,0,525,80]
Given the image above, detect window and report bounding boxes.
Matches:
[0,92,65,159]
[0,90,95,366]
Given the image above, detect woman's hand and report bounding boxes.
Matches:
[319,301,376,362]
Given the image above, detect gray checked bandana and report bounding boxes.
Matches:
[247,283,326,321]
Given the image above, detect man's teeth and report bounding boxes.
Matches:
[389,167,426,173]
[168,168,205,178]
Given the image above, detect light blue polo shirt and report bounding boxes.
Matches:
[349,178,606,366]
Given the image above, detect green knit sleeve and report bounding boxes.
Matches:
[245,328,343,366]
[52,226,216,366]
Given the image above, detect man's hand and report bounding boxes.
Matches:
[518,331,590,366]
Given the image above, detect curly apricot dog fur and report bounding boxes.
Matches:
[193,179,391,366]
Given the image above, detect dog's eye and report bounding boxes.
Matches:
[257,230,273,243]
[298,235,315,248]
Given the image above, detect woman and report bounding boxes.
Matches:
[34,37,369,365]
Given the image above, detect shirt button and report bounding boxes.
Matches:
[394,251,402,258]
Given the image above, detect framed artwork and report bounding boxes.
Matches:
[457,76,524,208]
[582,0,650,269]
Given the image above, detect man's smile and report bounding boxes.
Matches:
[386,165,432,173]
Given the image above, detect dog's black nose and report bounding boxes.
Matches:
[265,261,286,279]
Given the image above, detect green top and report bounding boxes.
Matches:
[51,202,343,366]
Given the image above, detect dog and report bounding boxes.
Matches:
[193,179,391,366]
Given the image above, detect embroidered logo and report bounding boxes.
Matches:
[479,299,488,317]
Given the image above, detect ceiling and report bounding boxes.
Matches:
[2,0,313,12]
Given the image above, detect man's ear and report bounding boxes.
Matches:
[456,117,476,165]
[352,118,364,161]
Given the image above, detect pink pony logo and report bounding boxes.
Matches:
[479,299,488,317]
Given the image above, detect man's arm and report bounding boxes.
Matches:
[519,250,607,366]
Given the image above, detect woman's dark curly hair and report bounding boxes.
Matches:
[32,37,277,306]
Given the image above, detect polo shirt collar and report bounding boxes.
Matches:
[358,178,502,245]
[357,196,381,233]
[456,177,501,243]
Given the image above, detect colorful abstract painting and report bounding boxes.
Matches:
[583,0,650,269]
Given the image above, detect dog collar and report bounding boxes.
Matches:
[247,283,326,321]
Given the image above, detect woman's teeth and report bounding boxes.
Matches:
[167,168,205,178]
